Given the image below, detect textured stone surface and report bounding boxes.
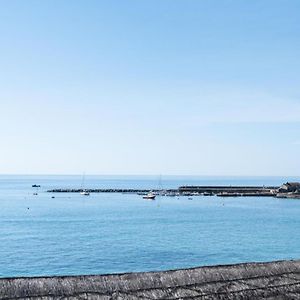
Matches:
[1,260,300,299]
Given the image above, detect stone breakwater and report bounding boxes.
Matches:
[47,186,280,197]
[1,260,300,299]
[47,185,300,199]
[47,188,177,193]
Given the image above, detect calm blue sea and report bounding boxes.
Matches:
[0,175,300,278]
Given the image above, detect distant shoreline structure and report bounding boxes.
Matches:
[47,182,300,199]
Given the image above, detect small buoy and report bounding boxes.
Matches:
[27,207,29,210]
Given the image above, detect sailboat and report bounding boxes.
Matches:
[142,175,162,200]
[80,173,90,196]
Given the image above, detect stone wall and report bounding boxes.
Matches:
[1,260,300,299]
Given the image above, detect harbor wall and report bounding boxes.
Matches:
[48,186,279,194]
[47,185,300,199]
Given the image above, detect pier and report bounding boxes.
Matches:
[178,185,278,193]
[47,186,279,197]
[47,182,300,199]
[47,188,178,193]
[179,185,278,197]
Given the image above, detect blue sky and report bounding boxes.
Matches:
[0,0,299,175]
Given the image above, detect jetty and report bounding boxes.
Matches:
[47,188,178,194]
[47,182,300,199]
[47,186,278,197]
[1,260,300,299]
[179,185,278,197]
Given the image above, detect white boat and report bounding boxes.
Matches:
[143,192,156,200]
[80,190,90,196]
[80,173,90,196]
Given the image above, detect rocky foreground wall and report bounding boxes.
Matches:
[1,260,300,299]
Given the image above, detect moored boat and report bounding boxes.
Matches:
[80,173,90,196]
[143,192,156,200]
[80,190,90,196]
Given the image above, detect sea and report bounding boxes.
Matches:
[0,175,300,278]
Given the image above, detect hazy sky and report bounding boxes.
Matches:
[0,0,299,175]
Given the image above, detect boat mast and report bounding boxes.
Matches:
[81,172,86,190]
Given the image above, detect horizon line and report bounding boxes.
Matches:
[0,173,299,178]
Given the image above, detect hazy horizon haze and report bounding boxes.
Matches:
[0,0,299,175]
